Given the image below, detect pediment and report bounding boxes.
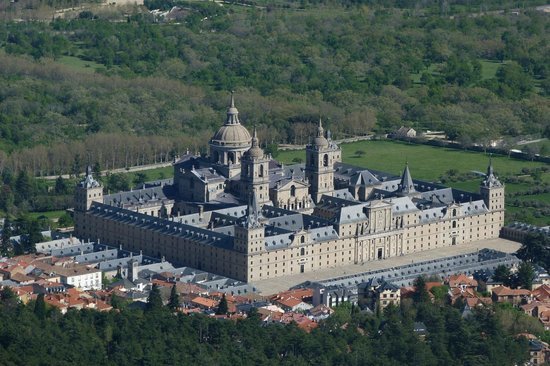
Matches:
[275,179,309,191]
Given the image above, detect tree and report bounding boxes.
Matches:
[430,285,449,303]
[146,284,163,311]
[14,170,33,204]
[516,262,535,290]
[413,276,431,304]
[495,62,533,100]
[523,144,540,162]
[0,286,16,302]
[133,172,147,187]
[216,293,228,315]
[264,143,279,158]
[107,173,130,193]
[443,56,479,86]
[34,293,46,320]
[72,153,82,177]
[493,265,511,285]
[246,307,260,322]
[517,233,550,272]
[168,284,179,311]
[0,185,15,215]
[1,218,14,257]
[54,176,67,194]
[110,294,128,310]
[57,213,74,228]
[23,219,42,253]
[93,162,102,179]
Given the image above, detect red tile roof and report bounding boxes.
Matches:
[532,285,550,301]
[269,288,313,302]
[492,286,531,297]
[425,282,444,291]
[9,272,35,284]
[448,274,478,289]
[191,296,218,309]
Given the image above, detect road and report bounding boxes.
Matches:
[279,135,373,151]
[40,161,173,180]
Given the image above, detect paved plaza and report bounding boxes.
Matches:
[250,238,522,295]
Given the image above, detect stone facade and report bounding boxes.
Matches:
[74,95,505,283]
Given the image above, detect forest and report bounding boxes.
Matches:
[0,0,548,177]
[0,280,538,366]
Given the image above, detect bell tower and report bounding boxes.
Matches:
[479,158,505,234]
[74,166,103,238]
[480,158,505,212]
[234,192,265,255]
[74,166,103,212]
[305,119,341,203]
[240,127,270,204]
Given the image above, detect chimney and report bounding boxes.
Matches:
[198,205,204,219]
[128,259,138,282]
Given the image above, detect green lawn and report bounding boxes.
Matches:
[277,139,550,226]
[28,210,66,221]
[445,180,480,192]
[57,55,104,74]
[125,166,174,186]
[277,140,546,182]
[506,206,549,226]
[515,192,550,204]
[411,63,441,83]
[410,59,508,84]
[504,181,537,194]
[479,59,508,80]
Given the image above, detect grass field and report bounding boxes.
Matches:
[479,60,509,80]
[506,206,549,227]
[411,59,509,85]
[411,63,441,83]
[277,139,550,226]
[515,192,550,204]
[57,55,104,73]
[28,210,66,221]
[124,166,173,186]
[277,140,547,182]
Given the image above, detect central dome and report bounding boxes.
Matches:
[210,93,252,147]
[211,124,251,146]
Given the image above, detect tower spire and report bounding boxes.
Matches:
[399,162,415,195]
[487,155,494,177]
[246,191,263,228]
[226,91,239,125]
[252,126,258,147]
[482,156,501,188]
[317,118,324,137]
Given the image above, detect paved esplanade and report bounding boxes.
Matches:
[250,238,522,295]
